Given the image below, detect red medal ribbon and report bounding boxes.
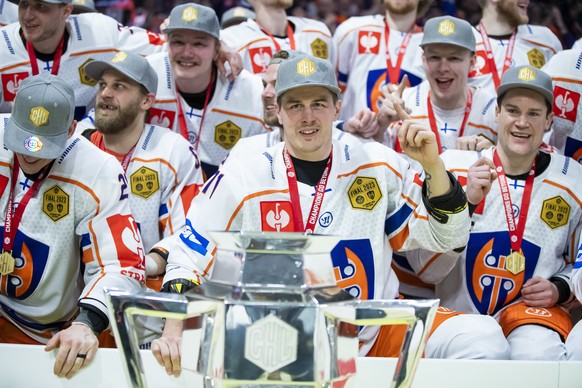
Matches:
[283,147,332,233]
[426,88,473,154]
[384,22,412,84]
[258,22,296,52]
[26,34,65,76]
[176,70,215,150]
[3,159,48,254]
[493,149,536,254]
[478,22,516,90]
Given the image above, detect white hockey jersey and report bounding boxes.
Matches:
[164,140,470,352]
[220,17,335,76]
[0,115,146,343]
[408,148,581,317]
[387,82,498,151]
[0,13,165,119]
[543,48,582,162]
[469,24,563,96]
[88,125,204,252]
[0,0,17,27]
[333,15,425,120]
[146,52,268,175]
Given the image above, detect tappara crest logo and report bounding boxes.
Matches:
[249,46,273,74]
[465,231,540,315]
[330,240,375,300]
[358,30,381,54]
[2,72,29,102]
[260,201,295,232]
[553,85,579,123]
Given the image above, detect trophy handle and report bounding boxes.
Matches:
[105,288,189,388]
[323,299,438,388]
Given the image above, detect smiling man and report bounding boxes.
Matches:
[408,65,582,360]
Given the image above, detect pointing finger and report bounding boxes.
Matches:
[394,102,411,121]
[396,74,408,98]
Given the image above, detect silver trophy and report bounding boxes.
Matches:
[107,232,438,388]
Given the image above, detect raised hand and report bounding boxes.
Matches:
[466,157,497,205]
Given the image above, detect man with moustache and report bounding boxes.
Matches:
[146,3,267,179]
[469,0,563,96]
[332,0,432,121]
[83,51,204,294]
[220,0,335,76]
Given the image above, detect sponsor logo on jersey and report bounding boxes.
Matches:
[357,30,381,54]
[214,120,241,149]
[540,196,570,229]
[130,166,160,199]
[1,72,28,102]
[526,48,546,68]
[331,239,375,299]
[310,37,328,59]
[465,232,539,315]
[148,108,175,129]
[318,211,333,227]
[553,85,579,122]
[260,201,294,232]
[249,46,272,74]
[79,58,97,86]
[42,185,69,221]
[468,50,492,78]
[348,176,382,210]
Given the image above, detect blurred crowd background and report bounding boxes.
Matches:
[98,0,582,49]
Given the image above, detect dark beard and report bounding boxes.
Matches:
[94,104,141,135]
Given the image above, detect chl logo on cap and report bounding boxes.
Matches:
[518,67,536,82]
[296,58,316,76]
[112,51,128,63]
[30,106,49,127]
[438,20,455,36]
[182,6,198,22]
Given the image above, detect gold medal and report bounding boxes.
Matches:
[0,251,15,275]
[505,251,525,275]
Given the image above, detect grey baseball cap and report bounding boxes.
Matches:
[36,0,73,3]
[220,6,255,29]
[497,65,554,106]
[269,49,303,66]
[276,54,340,98]
[72,0,96,13]
[163,3,220,40]
[5,73,75,159]
[84,51,158,94]
[421,16,476,52]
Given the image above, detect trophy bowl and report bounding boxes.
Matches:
[107,231,438,388]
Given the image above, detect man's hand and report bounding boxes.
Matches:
[522,277,559,308]
[44,323,99,379]
[466,157,497,205]
[216,44,243,82]
[343,108,382,139]
[378,75,411,130]
[455,134,495,151]
[395,102,440,168]
[152,319,184,377]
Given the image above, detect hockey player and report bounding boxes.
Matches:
[220,0,335,76]
[151,54,511,376]
[469,0,563,96]
[83,51,204,293]
[0,73,146,377]
[0,0,166,120]
[542,48,582,162]
[146,3,267,179]
[408,65,582,360]
[333,0,432,120]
